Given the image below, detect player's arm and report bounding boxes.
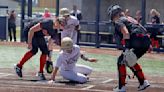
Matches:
[120,26,130,48]
[28,23,42,48]
[80,53,97,62]
[48,37,55,51]
[50,67,59,81]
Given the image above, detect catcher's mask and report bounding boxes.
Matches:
[61,37,73,51]
[107,5,123,20]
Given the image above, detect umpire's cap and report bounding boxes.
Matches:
[61,37,73,50]
[107,5,123,20]
[59,8,70,17]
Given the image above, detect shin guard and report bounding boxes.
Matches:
[130,63,145,85]
[118,64,126,89]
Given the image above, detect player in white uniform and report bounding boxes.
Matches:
[49,37,97,83]
[59,8,80,44]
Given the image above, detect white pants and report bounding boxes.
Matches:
[59,64,92,83]
[61,31,77,44]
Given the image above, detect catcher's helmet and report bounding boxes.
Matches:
[107,5,122,20]
[61,37,73,50]
[59,8,70,16]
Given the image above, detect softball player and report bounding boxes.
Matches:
[59,8,80,44]
[49,37,97,83]
[14,18,59,80]
[107,5,151,91]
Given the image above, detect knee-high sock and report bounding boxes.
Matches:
[118,64,126,89]
[130,63,145,85]
[39,54,47,73]
[18,51,33,68]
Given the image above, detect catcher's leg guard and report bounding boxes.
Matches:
[118,64,126,89]
[130,63,145,85]
[117,54,127,89]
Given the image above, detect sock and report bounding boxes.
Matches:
[17,51,33,68]
[39,54,47,73]
[130,63,145,85]
[118,64,126,89]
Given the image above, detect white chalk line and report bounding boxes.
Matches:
[0,73,14,78]
[101,79,114,84]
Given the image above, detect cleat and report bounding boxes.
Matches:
[138,80,150,91]
[113,86,126,92]
[36,72,46,80]
[14,64,23,77]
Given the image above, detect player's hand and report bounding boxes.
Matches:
[88,58,98,62]
[27,43,32,49]
[48,80,55,84]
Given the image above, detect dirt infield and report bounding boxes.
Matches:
[0,41,164,92]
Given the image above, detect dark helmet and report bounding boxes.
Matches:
[107,5,123,20]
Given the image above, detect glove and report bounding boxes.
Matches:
[45,61,53,74]
[123,49,137,67]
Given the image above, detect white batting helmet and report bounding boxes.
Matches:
[61,37,73,50]
[59,8,70,16]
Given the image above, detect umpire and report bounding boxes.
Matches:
[14,18,59,80]
[107,5,151,92]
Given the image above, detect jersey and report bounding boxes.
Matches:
[24,18,44,42]
[61,15,79,44]
[54,45,81,71]
[24,19,57,42]
[114,16,147,40]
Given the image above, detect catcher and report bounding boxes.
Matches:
[48,37,97,83]
[107,5,151,91]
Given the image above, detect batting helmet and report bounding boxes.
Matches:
[107,5,123,20]
[59,8,70,17]
[61,37,73,50]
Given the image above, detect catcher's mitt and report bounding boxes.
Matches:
[123,49,137,67]
[45,61,53,74]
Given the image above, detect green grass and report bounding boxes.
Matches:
[0,46,164,76]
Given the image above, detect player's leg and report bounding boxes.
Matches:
[8,27,12,41]
[38,37,49,80]
[113,54,127,92]
[60,70,88,83]
[13,25,16,42]
[15,38,38,77]
[75,64,92,75]
[129,48,150,91]
[130,35,150,91]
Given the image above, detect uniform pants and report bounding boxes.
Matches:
[60,64,92,83]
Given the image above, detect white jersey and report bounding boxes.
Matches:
[61,15,79,44]
[54,45,81,71]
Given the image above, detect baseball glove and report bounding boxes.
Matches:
[45,61,53,74]
[123,49,137,67]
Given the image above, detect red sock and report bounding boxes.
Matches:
[39,54,47,73]
[118,64,126,88]
[18,51,33,68]
[130,63,145,84]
